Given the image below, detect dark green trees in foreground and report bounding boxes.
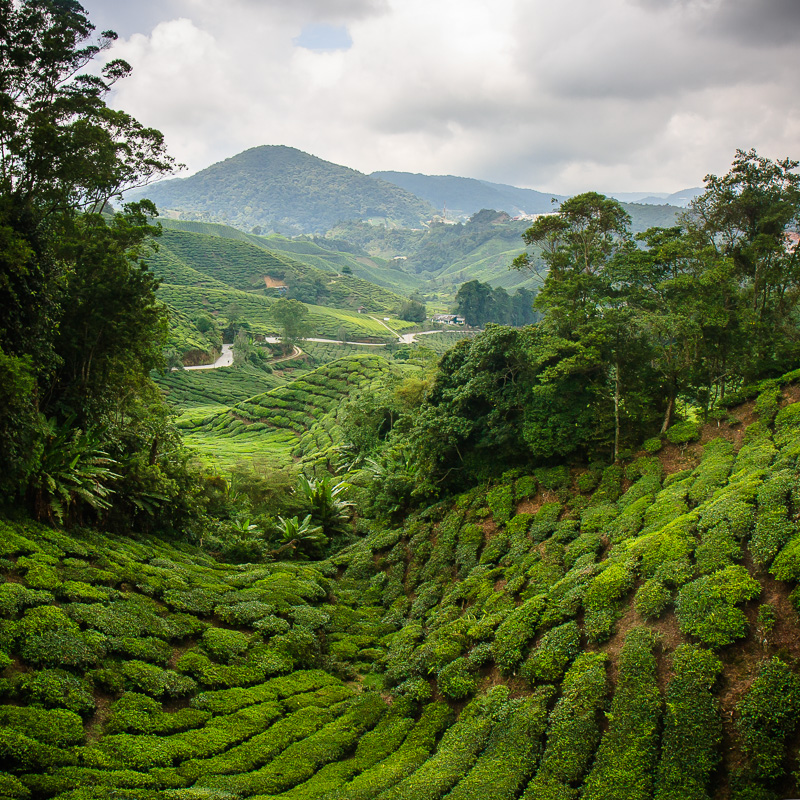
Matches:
[0,0,213,531]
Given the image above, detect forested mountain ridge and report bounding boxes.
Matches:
[370,170,567,217]
[130,145,438,234]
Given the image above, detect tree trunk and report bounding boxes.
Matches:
[613,362,620,461]
[660,394,675,434]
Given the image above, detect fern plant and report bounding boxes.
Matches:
[30,417,119,524]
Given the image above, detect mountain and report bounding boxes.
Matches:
[371,170,567,218]
[130,145,437,234]
[610,187,703,208]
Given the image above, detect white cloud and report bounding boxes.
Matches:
[93,0,800,194]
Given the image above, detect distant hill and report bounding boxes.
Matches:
[330,203,680,293]
[610,187,703,208]
[157,218,427,296]
[371,171,567,218]
[130,145,437,234]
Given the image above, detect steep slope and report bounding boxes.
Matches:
[2,384,800,799]
[131,145,437,234]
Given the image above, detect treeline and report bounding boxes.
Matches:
[338,150,800,504]
[454,280,539,326]
[0,1,220,535]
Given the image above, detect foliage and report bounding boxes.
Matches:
[454,279,538,327]
[676,566,761,647]
[654,645,723,800]
[736,657,800,781]
[582,628,661,800]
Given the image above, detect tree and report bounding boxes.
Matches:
[455,280,494,326]
[47,201,168,423]
[232,328,253,365]
[0,0,176,363]
[688,149,800,380]
[0,0,186,523]
[271,297,310,344]
[399,298,427,323]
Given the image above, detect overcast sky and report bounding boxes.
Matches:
[81,0,800,195]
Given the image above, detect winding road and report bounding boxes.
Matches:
[180,327,468,371]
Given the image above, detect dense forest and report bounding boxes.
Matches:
[2,3,800,800]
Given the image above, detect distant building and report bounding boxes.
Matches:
[432,314,465,325]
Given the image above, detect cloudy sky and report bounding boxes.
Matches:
[82,0,800,195]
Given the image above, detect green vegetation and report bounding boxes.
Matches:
[132,144,437,234]
[3,5,800,798]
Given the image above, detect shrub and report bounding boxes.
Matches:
[20,628,108,667]
[326,702,452,800]
[492,595,546,672]
[754,384,781,423]
[654,645,723,800]
[634,579,672,620]
[642,437,663,454]
[582,628,661,800]
[202,628,251,663]
[105,693,210,735]
[737,657,800,781]
[529,503,562,543]
[447,690,552,800]
[751,470,796,567]
[370,707,494,800]
[576,469,601,494]
[515,475,537,501]
[455,524,483,578]
[487,484,514,525]
[122,660,198,698]
[694,522,741,575]
[676,566,761,648]
[591,464,624,505]
[688,438,735,505]
[666,420,701,445]
[0,705,84,747]
[194,695,386,797]
[524,652,609,797]
[107,636,172,666]
[437,658,476,700]
[521,621,580,683]
[771,532,800,582]
[17,669,95,715]
[583,561,635,643]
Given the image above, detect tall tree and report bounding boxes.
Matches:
[688,149,800,380]
[0,0,181,519]
[0,0,175,362]
[271,297,310,344]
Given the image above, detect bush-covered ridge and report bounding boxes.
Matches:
[1,391,799,798]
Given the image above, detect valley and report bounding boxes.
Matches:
[2,8,800,797]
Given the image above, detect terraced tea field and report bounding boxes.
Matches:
[4,392,800,798]
[157,365,286,412]
[178,354,406,471]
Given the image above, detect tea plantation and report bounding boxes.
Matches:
[3,386,800,798]
[176,354,411,471]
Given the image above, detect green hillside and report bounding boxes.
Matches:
[155,219,427,298]
[177,353,410,472]
[131,145,437,234]
[2,391,800,798]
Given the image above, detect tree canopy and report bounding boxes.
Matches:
[0,0,211,532]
